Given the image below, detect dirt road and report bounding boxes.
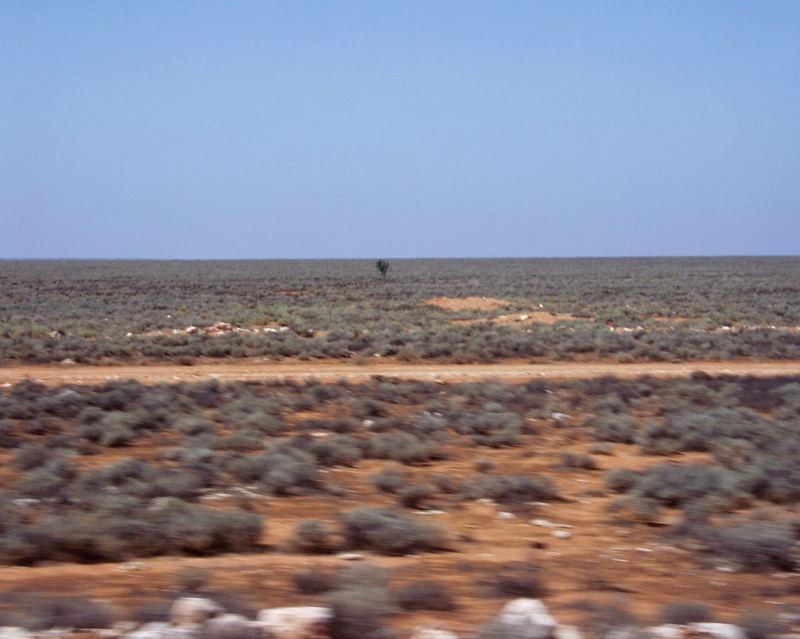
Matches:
[2,359,800,386]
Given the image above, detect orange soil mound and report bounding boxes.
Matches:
[425,297,514,312]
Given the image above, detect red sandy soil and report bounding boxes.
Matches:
[2,360,800,387]
[2,359,799,634]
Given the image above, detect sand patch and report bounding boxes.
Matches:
[425,297,515,312]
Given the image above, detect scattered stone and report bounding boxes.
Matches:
[336,552,365,561]
[689,623,746,639]
[495,599,557,639]
[498,511,516,520]
[555,625,584,639]
[116,562,145,572]
[170,598,223,627]
[256,607,331,639]
[531,519,556,527]
[60,358,76,366]
[124,622,172,639]
[647,625,684,639]
[410,628,460,639]
[203,614,253,639]
[12,498,40,507]
[552,530,572,539]
[714,565,736,573]
[551,412,572,422]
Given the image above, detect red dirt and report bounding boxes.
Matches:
[2,359,800,634]
[2,360,800,387]
[425,297,515,312]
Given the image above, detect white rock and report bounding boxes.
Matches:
[12,498,40,507]
[410,628,460,639]
[498,598,557,639]
[256,607,331,639]
[498,511,516,520]
[203,614,254,639]
[646,625,684,639]
[688,623,746,639]
[124,623,172,639]
[530,519,556,528]
[336,552,365,561]
[551,530,572,539]
[164,627,200,639]
[170,598,223,627]
[0,628,31,639]
[116,561,145,572]
[554,625,584,639]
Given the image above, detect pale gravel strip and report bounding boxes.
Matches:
[1,360,799,386]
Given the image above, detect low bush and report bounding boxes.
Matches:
[704,521,796,572]
[293,519,335,554]
[660,601,715,624]
[739,613,783,639]
[227,446,319,495]
[590,414,637,444]
[328,585,393,639]
[396,580,457,611]
[176,567,211,593]
[370,466,410,494]
[397,484,437,509]
[604,469,641,493]
[466,475,560,504]
[632,464,739,510]
[455,412,523,448]
[366,432,441,464]
[0,592,118,630]
[491,564,547,598]
[293,568,338,594]
[560,452,599,470]
[339,507,446,555]
[309,435,363,467]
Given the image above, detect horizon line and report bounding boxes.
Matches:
[1,254,799,262]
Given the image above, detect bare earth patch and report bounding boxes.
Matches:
[426,297,579,325]
[425,296,515,312]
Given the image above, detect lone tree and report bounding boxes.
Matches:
[375,259,390,280]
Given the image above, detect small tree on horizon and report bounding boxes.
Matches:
[376,259,390,280]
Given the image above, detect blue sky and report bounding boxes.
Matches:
[1,1,798,258]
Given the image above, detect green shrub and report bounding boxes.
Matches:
[706,521,795,571]
[660,601,715,624]
[492,563,547,598]
[466,475,560,504]
[339,507,445,555]
[293,519,334,553]
[396,580,457,611]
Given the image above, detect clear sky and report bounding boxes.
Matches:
[1,1,799,258]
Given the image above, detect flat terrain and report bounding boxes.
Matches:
[3,359,800,386]
[2,259,800,637]
[0,371,799,636]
